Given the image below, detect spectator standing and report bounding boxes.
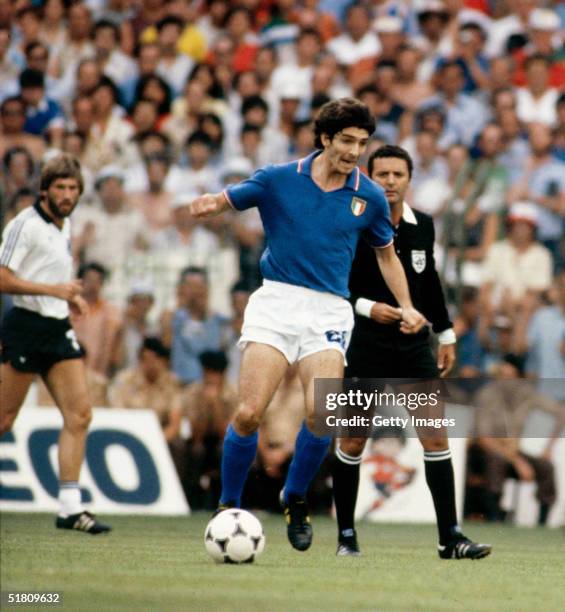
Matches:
[419,60,488,148]
[508,123,565,267]
[118,280,157,370]
[72,263,122,378]
[72,166,149,290]
[168,267,229,385]
[327,4,380,67]
[92,18,137,87]
[481,202,553,317]
[516,55,560,127]
[52,2,94,78]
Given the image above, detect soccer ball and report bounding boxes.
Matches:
[204,509,265,564]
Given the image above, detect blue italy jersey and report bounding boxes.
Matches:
[225,151,393,298]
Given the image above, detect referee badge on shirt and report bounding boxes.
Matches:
[411,250,426,273]
[351,197,367,217]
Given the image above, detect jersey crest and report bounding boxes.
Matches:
[411,250,426,274]
[351,197,366,217]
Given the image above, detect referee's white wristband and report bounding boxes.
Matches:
[355,298,376,318]
[438,328,456,345]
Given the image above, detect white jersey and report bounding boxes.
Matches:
[0,203,72,319]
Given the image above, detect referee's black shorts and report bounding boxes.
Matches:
[346,331,439,380]
[0,307,85,375]
[338,328,446,438]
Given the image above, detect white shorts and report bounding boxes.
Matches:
[238,280,354,364]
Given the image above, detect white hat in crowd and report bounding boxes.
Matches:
[220,157,253,181]
[373,15,404,34]
[95,165,125,188]
[127,278,155,298]
[416,0,448,16]
[279,80,303,100]
[507,202,539,227]
[529,8,560,32]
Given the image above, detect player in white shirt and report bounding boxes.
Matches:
[0,154,111,534]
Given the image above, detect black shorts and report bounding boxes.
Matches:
[0,307,84,375]
[346,330,439,379]
[341,331,442,438]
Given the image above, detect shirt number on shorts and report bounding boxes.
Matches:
[325,330,346,349]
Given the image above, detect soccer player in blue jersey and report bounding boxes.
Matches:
[190,98,426,551]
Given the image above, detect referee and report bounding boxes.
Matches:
[0,154,110,534]
[333,146,490,560]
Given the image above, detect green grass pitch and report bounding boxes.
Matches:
[1,512,563,611]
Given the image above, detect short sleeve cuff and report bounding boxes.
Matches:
[372,239,394,249]
[223,189,238,211]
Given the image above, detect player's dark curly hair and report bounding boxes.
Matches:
[313,97,375,149]
[40,153,84,194]
[368,145,413,178]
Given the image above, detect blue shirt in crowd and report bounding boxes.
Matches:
[529,158,565,242]
[420,93,488,147]
[527,306,565,400]
[436,56,490,94]
[24,97,64,136]
[171,309,229,384]
[225,151,393,298]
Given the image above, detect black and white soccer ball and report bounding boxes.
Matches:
[204,509,265,564]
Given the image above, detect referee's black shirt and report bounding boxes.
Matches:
[349,205,451,342]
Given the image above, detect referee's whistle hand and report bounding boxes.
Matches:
[437,343,456,378]
[370,303,403,324]
[399,307,427,335]
[189,194,220,218]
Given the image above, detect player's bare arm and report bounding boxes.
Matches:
[189,192,231,218]
[373,245,426,334]
[0,266,87,318]
[0,266,82,302]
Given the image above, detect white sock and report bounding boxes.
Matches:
[335,445,363,465]
[58,482,83,517]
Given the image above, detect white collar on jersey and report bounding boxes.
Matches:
[402,201,418,225]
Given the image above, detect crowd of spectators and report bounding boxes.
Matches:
[1,0,564,515]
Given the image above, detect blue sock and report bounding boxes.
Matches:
[220,424,258,506]
[284,421,331,501]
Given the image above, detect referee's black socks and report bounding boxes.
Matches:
[424,449,459,545]
[334,446,460,545]
[333,444,362,538]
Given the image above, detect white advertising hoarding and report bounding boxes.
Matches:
[0,407,189,515]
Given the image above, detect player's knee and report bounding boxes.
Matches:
[233,402,261,435]
[338,437,365,457]
[63,401,92,433]
[420,437,448,452]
